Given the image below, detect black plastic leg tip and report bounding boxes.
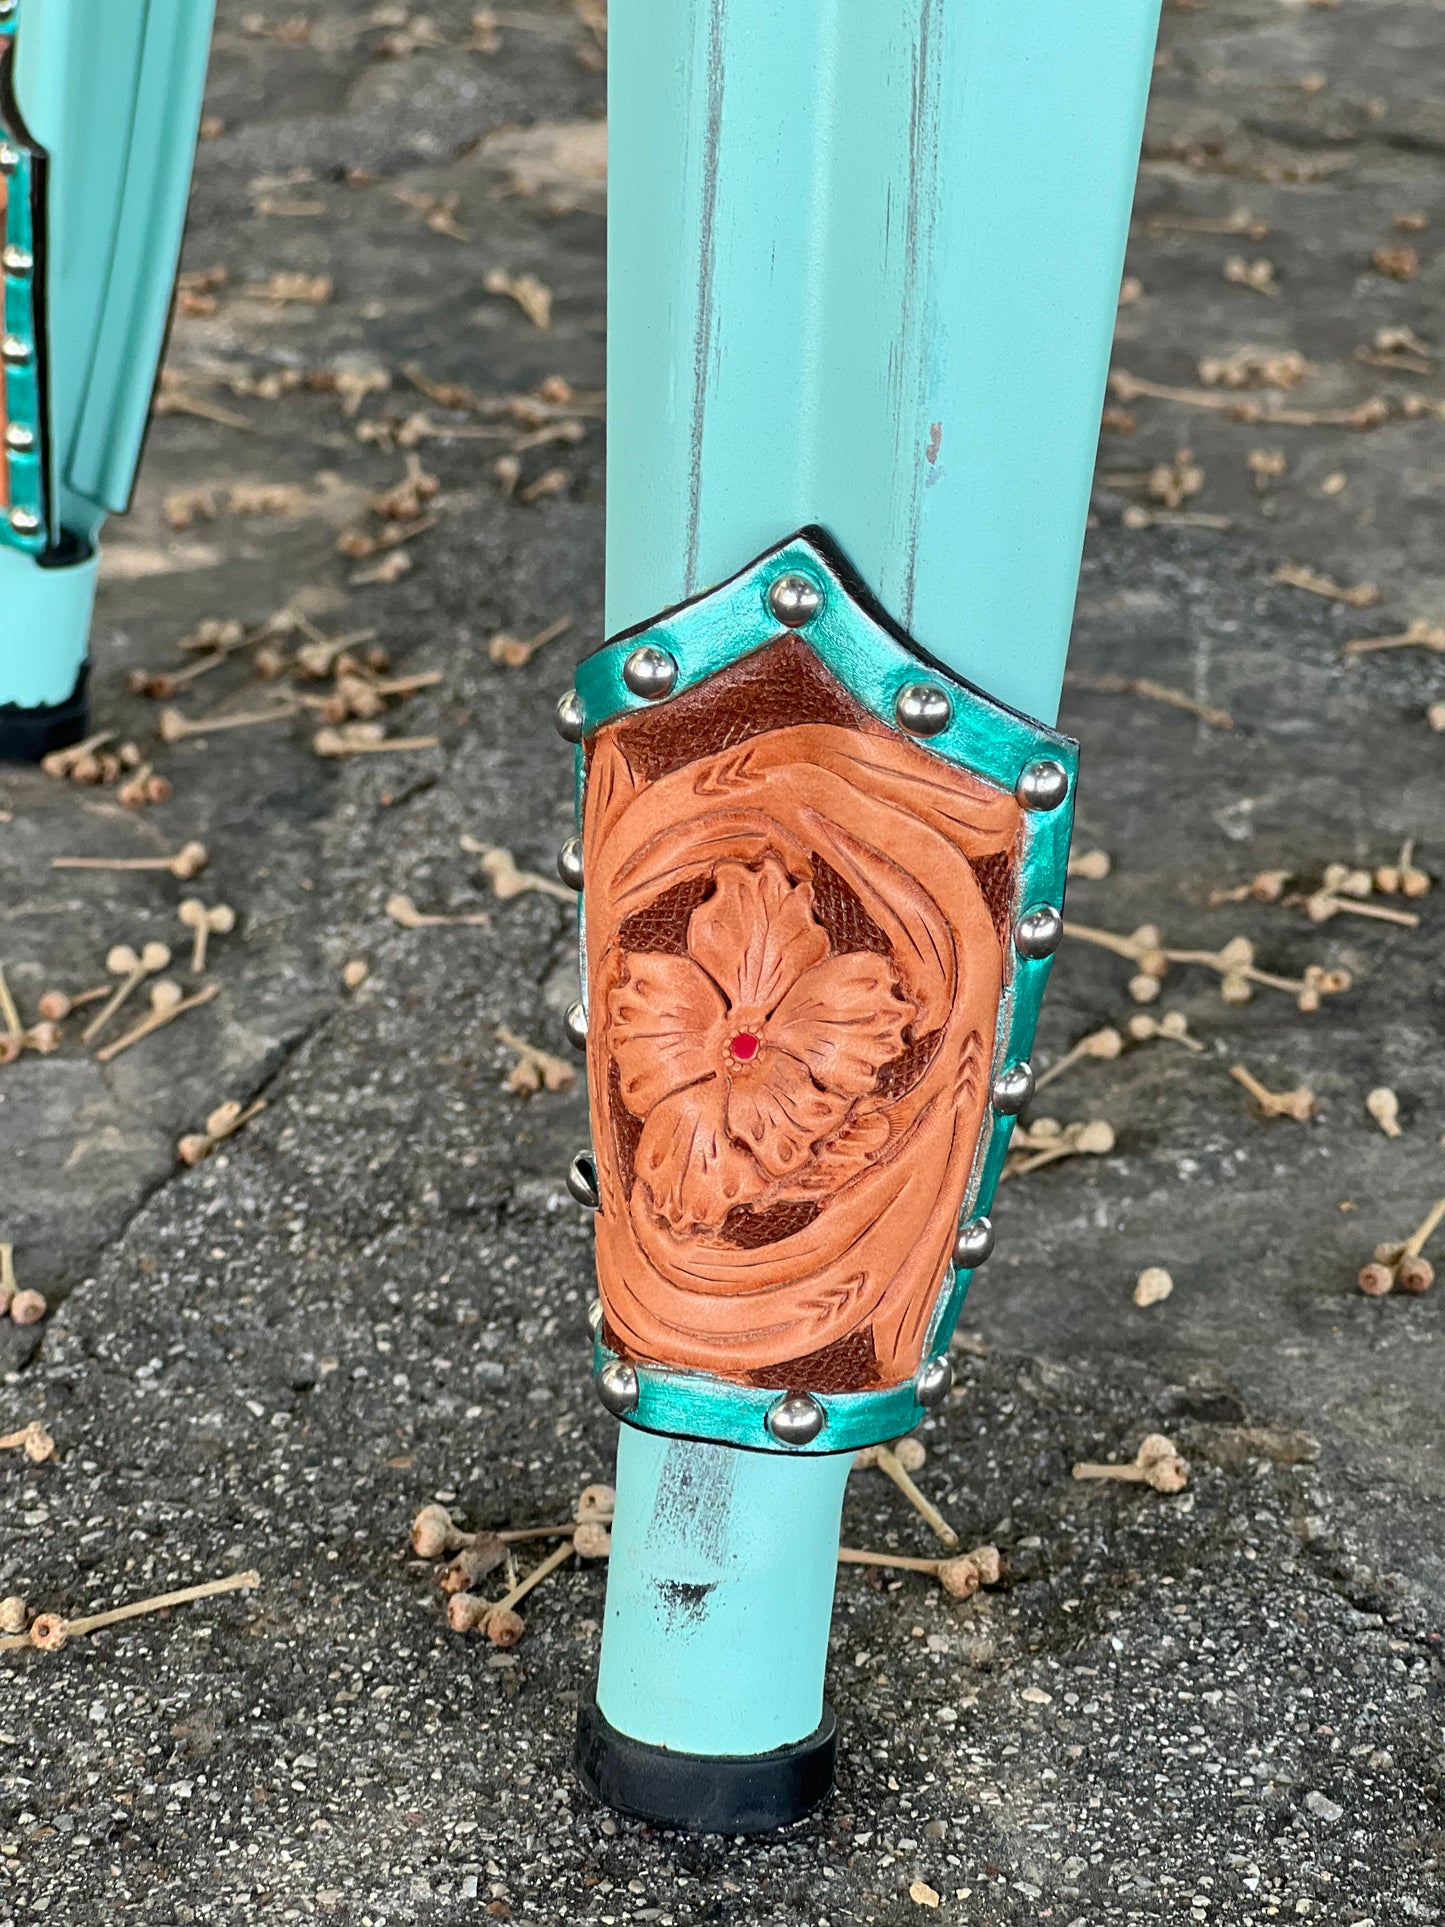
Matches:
[0,666,89,763]
[576,1689,837,1835]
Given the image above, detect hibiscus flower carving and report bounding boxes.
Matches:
[607,857,916,1234]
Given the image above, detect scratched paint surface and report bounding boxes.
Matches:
[607,0,1162,723]
[596,1425,852,1756]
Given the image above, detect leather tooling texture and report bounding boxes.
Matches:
[583,635,1021,1392]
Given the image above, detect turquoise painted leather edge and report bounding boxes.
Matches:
[576,529,1076,1455]
[1,31,46,557]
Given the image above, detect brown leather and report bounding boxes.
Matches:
[583,637,1019,1391]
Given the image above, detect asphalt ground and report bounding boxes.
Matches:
[0,2,1440,1921]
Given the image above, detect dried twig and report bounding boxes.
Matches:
[1065,921,1349,1013]
[1073,1434,1188,1493]
[82,944,172,1045]
[460,836,574,903]
[159,698,299,743]
[1272,563,1381,608]
[853,1439,957,1548]
[385,893,489,930]
[487,616,572,667]
[1064,671,1233,730]
[1342,619,1445,659]
[495,1026,575,1096]
[837,1544,1001,1598]
[313,726,439,758]
[1229,1063,1316,1122]
[0,1421,57,1464]
[0,1569,259,1656]
[1033,1027,1123,1093]
[1358,1198,1445,1298]
[484,269,552,329]
[52,843,208,881]
[178,1100,267,1167]
[94,982,220,1065]
[177,901,236,974]
[1109,369,1388,431]
[1003,1118,1116,1178]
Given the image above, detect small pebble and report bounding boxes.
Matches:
[1133,1266,1174,1307]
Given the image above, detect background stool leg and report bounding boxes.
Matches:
[0,0,215,759]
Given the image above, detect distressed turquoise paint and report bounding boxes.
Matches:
[0,0,214,711]
[607,0,1162,723]
[594,0,1157,1777]
[597,1425,851,1755]
[0,542,97,706]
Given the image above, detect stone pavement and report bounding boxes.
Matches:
[0,1,1440,1921]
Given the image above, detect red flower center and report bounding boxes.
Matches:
[729,1031,760,1062]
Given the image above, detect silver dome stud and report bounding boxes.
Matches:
[2,246,32,277]
[8,509,39,536]
[1014,905,1063,960]
[1,336,31,365]
[596,1360,639,1417]
[5,423,34,452]
[566,1152,601,1209]
[0,146,19,176]
[766,1392,825,1446]
[557,836,585,890]
[991,1062,1035,1114]
[953,1215,995,1269]
[767,573,823,627]
[555,689,584,742]
[1015,759,1069,811]
[587,1297,604,1336]
[915,1356,954,1409]
[622,645,677,700]
[895,683,953,737]
[564,1001,588,1050]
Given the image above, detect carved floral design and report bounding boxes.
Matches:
[582,640,1023,1392]
[609,858,915,1233]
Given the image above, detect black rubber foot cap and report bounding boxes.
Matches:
[0,666,89,763]
[577,1689,836,1834]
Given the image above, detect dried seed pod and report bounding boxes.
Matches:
[574,1483,616,1523]
[966,1544,1002,1587]
[486,1607,525,1648]
[938,1556,981,1599]
[1137,1440,1189,1493]
[1128,973,1162,1004]
[36,992,71,1023]
[891,1437,927,1473]
[9,1291,47,1327]
[572,1522,612,1560]
[1396,1256,1435,1295]
[439,1535,507,1593]
[1357,1261,1395,1297]
[446,1592,490,1633]
[0,1597,26,1635]
[411,1503,463,1560]
[1366,1088,1402,1138]
[28,1614,67,1652]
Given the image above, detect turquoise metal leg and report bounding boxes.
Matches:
[597,1426,850,1756]
[581,0,1162,1828]
[0,0,215,757]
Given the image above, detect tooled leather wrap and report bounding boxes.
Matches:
[582,636,1021,1393]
